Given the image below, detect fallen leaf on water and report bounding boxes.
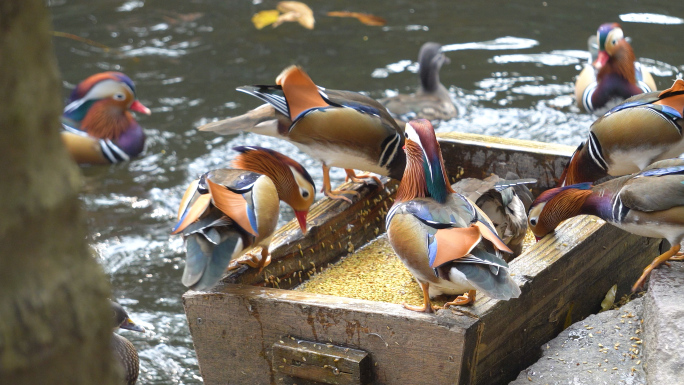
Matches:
[252,10,281,30]
[276,1,314,29]
[327,11,386,26]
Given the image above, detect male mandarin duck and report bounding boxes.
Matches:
[61,72,151,164]
[575,23,656,115]
[560,79,684,186]
[378,42,458,122]
[529,158,684,292]
[451,173,536,259]
[172,146,315,290]
[385,119,520,312]
[199,65,405,203]
[111,301,145,385]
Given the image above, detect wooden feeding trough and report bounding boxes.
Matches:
[183,132,660,385]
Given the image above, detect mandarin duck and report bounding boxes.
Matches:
[61,72,151,165]
[111,301,145,385]
[378,42,457,122]
[560,79,684,186]
[386,119,520,312]
[575,23,657,115]
[451,172,536,259]
[198,65,405,203]
[529,158,684,292]
[172,146,315,290]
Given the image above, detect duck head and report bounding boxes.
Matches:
[396,119,453,203]
[594,23,621,68]
[594,23,636,82]
[418,42,449,93]
[231,146,315,234]
[111,301,145,333]
[64,72,151,139]
[527,183,593,239]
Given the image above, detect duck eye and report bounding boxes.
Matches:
[404,132,409,138]
[530,218,537,226]
[301,189,309,198]
[612,39,617,46]
[113,93,125,101]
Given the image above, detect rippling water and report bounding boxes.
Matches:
[48,0,683,383]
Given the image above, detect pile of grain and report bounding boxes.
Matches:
[294,235,427,306]
[295,230,535,305]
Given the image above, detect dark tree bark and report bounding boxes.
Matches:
[0,1,120,383]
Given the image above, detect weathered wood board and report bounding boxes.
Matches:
[183,133,660,384]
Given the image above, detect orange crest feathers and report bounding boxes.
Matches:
[275,66,328,120]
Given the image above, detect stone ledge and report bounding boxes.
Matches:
[510,297,646,384]
[643,261,684,385]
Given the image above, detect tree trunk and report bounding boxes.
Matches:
[0,1,120,383]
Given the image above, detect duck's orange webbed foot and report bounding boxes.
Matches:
[321,165,357,203]
[403,281,437,313]
[344,169,384,188]
[444,290,476,307]
[632,244,681,292]
[230,248,271,273]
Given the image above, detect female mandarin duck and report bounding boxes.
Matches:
[560,79,684,186]
[452,173,536,259]
[378,42,458,122]
[386,119,520,312]
[61,72,151,164]
[172,146,315,291]
[529,158,684,292]
[575,23,656,115]
[198,65,405,203]
[111,301,145,385]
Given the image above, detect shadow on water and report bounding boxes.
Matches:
[48,0,684,383]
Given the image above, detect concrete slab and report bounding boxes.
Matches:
[510,297,646,385]
[643,261,684,385]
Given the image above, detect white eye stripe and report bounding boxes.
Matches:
[78,80,132,102]
[289,166,314,199]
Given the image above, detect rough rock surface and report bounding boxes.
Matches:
[643,262,684,385]
[510,297,646,385]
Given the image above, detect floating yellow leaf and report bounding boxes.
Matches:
[327,11,386,26]
[252,10,281,30]
[276,1,314,29]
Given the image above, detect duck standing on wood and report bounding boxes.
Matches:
[451,173,536,259]
[111,301,145,385]
[528,158,684,292]
[198,65,405,203]
[61,72,151,164]
[575,23,657,115]
[385,119,520,312]
[560,79,684,186]
[172,146,315,290]
[379,42,458,122]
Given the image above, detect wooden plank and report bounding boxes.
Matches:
[272,338,372,384]
[183,287,476,385]
[467,216,660,385]
[437,131,575,195]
